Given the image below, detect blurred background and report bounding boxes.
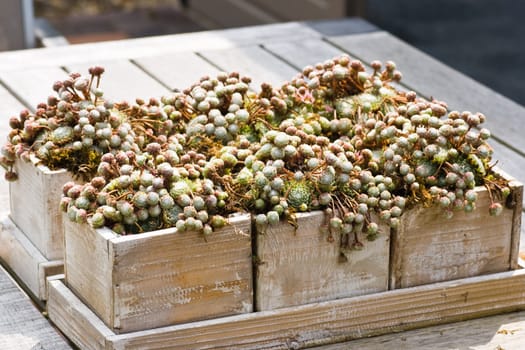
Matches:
[2,0,524,105]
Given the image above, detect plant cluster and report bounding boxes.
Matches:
[0,55,511,252]
[0,67,141,181]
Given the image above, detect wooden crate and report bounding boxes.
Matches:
[9,155,73,260]
[47,268,525,350]
[255,211,390,311]
[390,170,523,289]
[0,215,63,301]
[63,214,253,334]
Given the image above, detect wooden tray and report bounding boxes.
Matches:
[47,268,525,350]
[0,215,63,301]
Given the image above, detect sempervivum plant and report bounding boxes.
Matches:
[59,71,270,235]
[228,55,510,253]
[56,55,509,248]
[60,145,234,235]
[0,67,140,181]
[162,71,271,151]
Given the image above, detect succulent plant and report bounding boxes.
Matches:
[221,54,510,253]
[2,56,510,247]
[0,67,141,181]
[60,145,234,235]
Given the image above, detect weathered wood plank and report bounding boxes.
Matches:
[0,67,69,111]
[0,215,47,299]
[65,60,170,102]
[263,38,344,71]
[310,309,525,350]
[327,31,525,154]
[391,172,522,289]
[133,52,220,92]
[64,215,253,334]
[0,224,63,301]
[0,22,322,71]
[38,260,64,300]
[46,270,525,350]
[9,156,74,260]
[0,266,72,350]
[47,277,113,350]
[108,269,525,348]
[255,211,390,311]
[198,45,298,89]
[0,82,26,118]
[63,219,115,329]
[507,172,524,270]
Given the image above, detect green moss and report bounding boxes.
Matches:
[47,147,101,180]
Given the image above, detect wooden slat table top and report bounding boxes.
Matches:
[0,18,524,349]
[311,309,525,350]
[0,265,72,349]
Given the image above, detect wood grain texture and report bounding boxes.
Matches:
[263,38,344,72]
[198,45,298,89]
[39,260,64,300]
[63,219,118,329]
[0,22,322,71]
[0,267,72,350]
[0,222,64,301]
[0,82,26,117]
[134,52,220,92]
[310,309,525,350]
[507,173,524,270]
[47,277,113,350]
[46,270,525,350]
[64,215,253,333]
[0,66,69,110]
[65,60,170,102]
[9,156,73,260]
[255,211,390,311]
[391,171,523,289]
[0,215,47,299]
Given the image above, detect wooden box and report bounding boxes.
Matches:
[9,156,73,260]
[390,171,523,289]
[63,214,253,334]
[255,211,390,311]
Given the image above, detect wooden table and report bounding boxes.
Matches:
[0,17,524,349]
